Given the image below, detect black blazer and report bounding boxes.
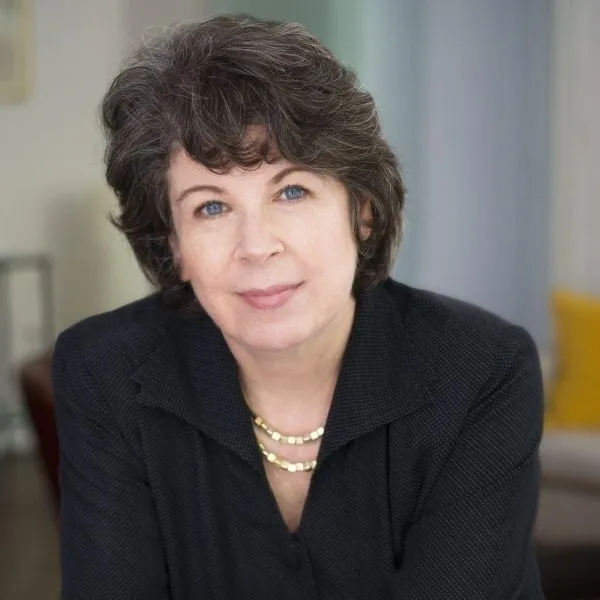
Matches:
[53,278,545,599]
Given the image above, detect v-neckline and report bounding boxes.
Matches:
[259,456,319,538]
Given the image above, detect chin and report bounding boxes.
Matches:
[234,318,315,352]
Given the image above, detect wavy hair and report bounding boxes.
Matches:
[101,13,405,313]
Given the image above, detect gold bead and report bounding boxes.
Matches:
[252,414,325,446]
[257,442,317,473]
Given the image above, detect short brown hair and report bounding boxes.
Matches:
[101,13,405,313]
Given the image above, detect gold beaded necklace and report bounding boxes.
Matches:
[258,442,318,473]
[252,414,324,473]
[252,414,325,445]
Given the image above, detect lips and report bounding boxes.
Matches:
[238,283,301,310]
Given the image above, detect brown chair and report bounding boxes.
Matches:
[20,350,59,511]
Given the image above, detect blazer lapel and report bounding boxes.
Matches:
[317,282,433,463]
[133,309,263,472]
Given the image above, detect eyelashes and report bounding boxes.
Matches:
[280,184,308,202]
[195,200,225,218]
[193,184,310,219]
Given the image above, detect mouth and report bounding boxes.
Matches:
[238,282,302,310]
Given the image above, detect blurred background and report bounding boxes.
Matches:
[0,0,599,598]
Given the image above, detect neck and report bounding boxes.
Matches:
[226,297,356,422]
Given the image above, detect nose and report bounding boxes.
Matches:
[233,210,284,265]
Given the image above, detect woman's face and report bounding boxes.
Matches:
[168,148,369,352]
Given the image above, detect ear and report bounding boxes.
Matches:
[169,233,190,282]
[358,197,373,241]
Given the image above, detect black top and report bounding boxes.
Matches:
[53,278,545,599]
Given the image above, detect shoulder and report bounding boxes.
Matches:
[379,281,543,483]
[52,293,174,422]
[380,278,539,392]
[54,292,167,371]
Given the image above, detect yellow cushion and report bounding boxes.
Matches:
[545,289,600,430]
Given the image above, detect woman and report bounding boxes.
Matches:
[53,14,545,600]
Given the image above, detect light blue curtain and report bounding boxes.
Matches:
[360,0,552,349]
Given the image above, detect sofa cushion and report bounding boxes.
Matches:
[545,289,600,429]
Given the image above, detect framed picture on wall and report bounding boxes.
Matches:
[0,0,33,104]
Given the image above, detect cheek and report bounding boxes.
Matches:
[299,209,357,263]
[177,231,227,284]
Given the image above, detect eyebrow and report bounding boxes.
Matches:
[174,166,317,204]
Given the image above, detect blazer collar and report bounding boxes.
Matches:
[133,281,432,471]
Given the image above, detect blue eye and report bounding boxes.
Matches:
[281,185,307,201]
[198,201,225,217]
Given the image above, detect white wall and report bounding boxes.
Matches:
[123,0,206,55]
[0,0,124,365]
[0,0,206,351]
[0,0,205,451]
[552,0,600,295]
